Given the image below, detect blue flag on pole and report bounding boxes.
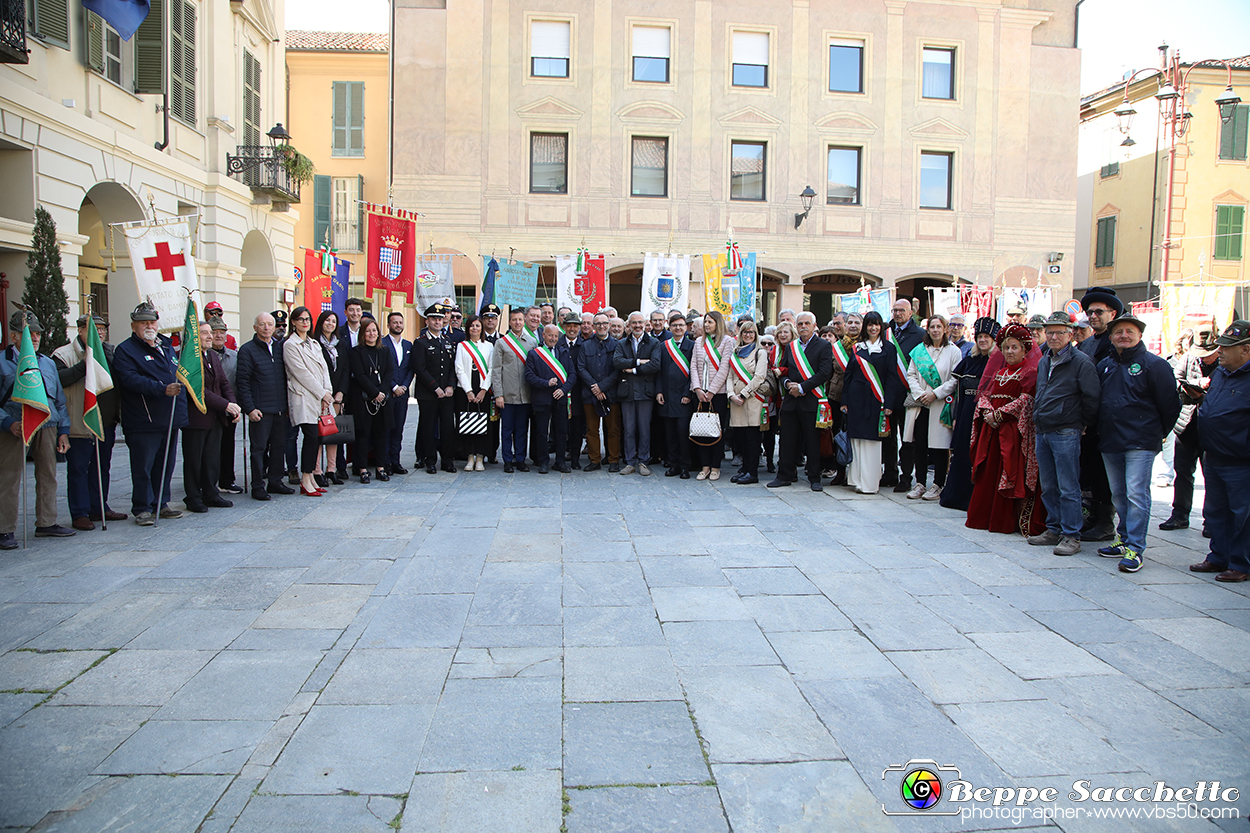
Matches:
[331,257,350,324]
[82,0,151,40]
[479,257,499,313]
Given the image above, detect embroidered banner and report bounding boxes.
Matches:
[642,253,690,317]
[495,259,540,307]
[415,254,455,312]
[702,251,756,319]
[366,211,417,307]
[124,219,199,332]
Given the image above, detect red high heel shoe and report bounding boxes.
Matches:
[300,486,323,497]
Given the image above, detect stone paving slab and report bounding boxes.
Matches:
[0,441,1244,831]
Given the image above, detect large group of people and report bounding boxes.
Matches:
[1,288,1247,587]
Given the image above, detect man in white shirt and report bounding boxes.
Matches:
[386,311,413,474]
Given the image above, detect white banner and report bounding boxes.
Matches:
[555,255,582,314]
[996,287,1054,324]
[929,287,963,321]
[124,220,199,332]
[414,254,454,312]
[642,253,691,316]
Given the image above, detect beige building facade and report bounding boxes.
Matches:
[0,0,298,339]
[391,0,1079,323]
[1076,57,1250,310]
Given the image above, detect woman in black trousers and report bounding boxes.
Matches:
[348,318,394,483]
[314,311,347,486]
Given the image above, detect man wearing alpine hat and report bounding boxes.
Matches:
[1093,310,1179,573]
[1191,321,1250,582]
[1077,285,1125,542]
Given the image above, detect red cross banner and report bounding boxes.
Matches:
[366,209,417,308]
[123,220,199,331]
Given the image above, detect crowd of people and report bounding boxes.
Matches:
[1,288,1247,585]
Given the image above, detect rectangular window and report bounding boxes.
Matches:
[104,24,121,84]
[530,133,568,193]
[1219,104,1249,161]
[332,81,365,157]
[332,176,361,251]
[919,151,952,209]
[242,50,260,146]
[631,136,668,197]
[169,0,196,125]
[1095,216,1117,268]
[84,11,122,84]
[531,20,570,78]
[828,39,863,93]
[1214,205,1245,261]
[731,31,768,88]
[454,286,476,317]
[730,141,766,201]
[31,0,70,48]
[1100,161,1119,178]
[632,26,669,83]
[922,47,954,100]
[826,146,860,205]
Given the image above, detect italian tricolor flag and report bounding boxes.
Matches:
[82,316,113,440]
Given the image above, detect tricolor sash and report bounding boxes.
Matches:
[885,328,909,384]
[831,339,852,372]
[502,331,529,362]
[702,337,722,371]
[909,344,954,429]
[789,341,833,428]
[853,346,889,436]
[664,339,690,377]
[730,349,768,403]
[462,340,490,380]
[535,345,568,382]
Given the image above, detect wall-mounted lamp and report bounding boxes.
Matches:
[1047,252,1064,263]
[793,186,817,229]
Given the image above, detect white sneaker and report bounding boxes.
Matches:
[906,483,926,499]
[464,456,475,472]
[619,465,636,475]
[922,484,942,501]
[474,457,485,472]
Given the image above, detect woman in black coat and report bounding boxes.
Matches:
[941,317,1000,511]
[314,311,347,485]
[348,318,395,483]
[840,311,905,494]
[655,313,696,478]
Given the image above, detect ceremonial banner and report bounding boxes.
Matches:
[479,257,499,313]
[996,287,1053,324]
[302,249,350,321]
[12,324,49,445]
[1160,283,1238,355]
[960,285,994,319]
[702,251,756,319]
[837,288,892,318]
[495,259,540,307]
[415,254,455,311]
[930,287,962,320]
[177,298,206,414]
[82,315,113,441]
[1131,301,1165,356]
[642,253,690,317]
[124,220,198,331]
[366,211,417,307]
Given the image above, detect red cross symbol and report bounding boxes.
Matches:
[144,241,186,283]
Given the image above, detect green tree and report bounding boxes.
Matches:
[23,206,70,355]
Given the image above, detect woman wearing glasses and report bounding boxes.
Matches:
[283,306,335,496]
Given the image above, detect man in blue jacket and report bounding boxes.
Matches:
[0,311,75,547]
[112,301,189,525]
[1095,313,1180,573]
[613,312,661,476]
[576,312,621,471]
[235,312,293,501]
[1191,321,1250,582]
[525,324,575,473]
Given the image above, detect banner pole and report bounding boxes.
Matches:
[21,441,27,549]
[152,396,177,527]
[94,436,107,531]
[242,418,249,493]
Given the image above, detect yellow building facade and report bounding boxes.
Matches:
[1077,57,1250,307]
[388,0,1080,324]
[285,31,392,319]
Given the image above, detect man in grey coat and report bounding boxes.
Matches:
[613,312,661,475]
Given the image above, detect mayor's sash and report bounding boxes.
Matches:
[789,341,833,429]
[909,344,954,429]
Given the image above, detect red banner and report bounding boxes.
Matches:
[366,211,417,307]
[303,249,329,312]
[578,255,606,315]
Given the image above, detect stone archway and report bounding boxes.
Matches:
[78,182,147,331]
[238,229,279,321]
[802,270,882,325]
[896,272,960,319]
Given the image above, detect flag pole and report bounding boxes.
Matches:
[152,395,177,528]
[242,418,249,493]
[21,443,27,549]
[94,436,107,531]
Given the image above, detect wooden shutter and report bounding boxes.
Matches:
[132,0,165,95]
[1220,106,1249,161]
[84,9,105,72]
[170,0,195,124]
[1095,217,1116,268]
[313,175,331,250]
[1215,205,1244,261]
[357,174,365,247]
[332,81,347,154]
[32,0,69,47]
[243,50,260,146]
[348,82,364,156]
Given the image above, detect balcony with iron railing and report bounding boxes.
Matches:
[1,0,29,64]
[226,145,301,208]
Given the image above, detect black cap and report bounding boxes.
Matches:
[424,303,447,318]
[271,310,288,325]
[972,317,1000,338]
[10,310,43,332]
[562,311,581,325]
[1081,286,1125,317]
[480,303,501,317]
[76,313,107,327]
[130,301,159,322]
[1214,320,1250,347]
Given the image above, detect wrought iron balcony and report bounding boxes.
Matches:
[225,145,301,206]
[0,0,29,64]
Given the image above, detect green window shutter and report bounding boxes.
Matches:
[1104,216,1116,266]
[332,81,347,155]
[243,50,260,145]
[1220,105,1249,161]
[32,0,69,47]
[313,175,331,249]
[1215,205,1244,261]
[357,174,365,245]
[84,10,104,71]
[1095,217,1116,268]
[170,0,195,125]
[133,0,165,94]
[348,82,364,156]
[1094,219,1105,267]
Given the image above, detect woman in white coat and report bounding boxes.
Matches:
[283,306,335,496]
[689,310,736,481]
[903,314,962,501]
[454,314,493,472]
[727,319,772,484]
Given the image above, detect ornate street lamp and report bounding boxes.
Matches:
[793,186,817,230]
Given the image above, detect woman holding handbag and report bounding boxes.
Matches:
[455,314,493,472]
[348,318,395,484]
[283,306,335,497]
[314,310,346,486]
[727,320,771,484]
[690,310,736,481]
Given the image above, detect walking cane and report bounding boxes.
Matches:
[242,417,249,493]
[94,436,107,531]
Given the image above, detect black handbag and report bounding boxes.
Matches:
[833,429,853,466]
[320,414,355,445]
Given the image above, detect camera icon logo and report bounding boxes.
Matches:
[882,759,962,816]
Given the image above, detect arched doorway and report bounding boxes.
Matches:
[239,229,279,321]
[78,182,147,332]
[607,264,642,316]
[896,273,960,319]
[803,271,881,325]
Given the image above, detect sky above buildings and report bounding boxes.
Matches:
[283,0,1250,96]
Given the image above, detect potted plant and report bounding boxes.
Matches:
[275,144,316,184]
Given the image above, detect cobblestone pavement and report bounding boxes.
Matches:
[0,439,1246,832]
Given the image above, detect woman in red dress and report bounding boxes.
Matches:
[966,323,1047,536]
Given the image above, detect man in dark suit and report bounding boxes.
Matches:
[613,312,661,475]
[525,324,576,473]
[576,312,621,471]
[383,311,413,474]
[558,312,587,469]
[480,304,502,463]
[884,297,925,491]
[657,311,696,478]
[236,312,293,501]
[411,303,457,473]
[769,311,833,491]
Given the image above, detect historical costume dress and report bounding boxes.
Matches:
[941,317,999,511]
